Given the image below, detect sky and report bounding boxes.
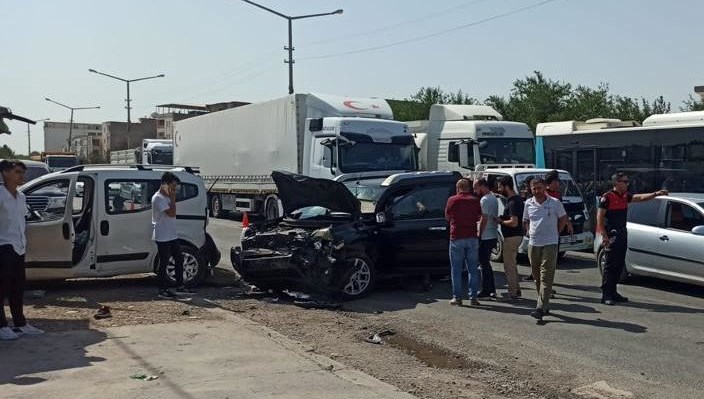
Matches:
[2,0,703,153]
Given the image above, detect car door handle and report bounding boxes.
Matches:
[100,220,109,236]
[659,235,669,241]
[62,223,70,240]
[428,226,447,231]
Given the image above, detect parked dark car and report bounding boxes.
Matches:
[231,171,462,299]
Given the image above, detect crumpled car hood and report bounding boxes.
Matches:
[272,171,361,218]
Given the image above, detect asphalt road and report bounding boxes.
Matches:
[207,217,704,399]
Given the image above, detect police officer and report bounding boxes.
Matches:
[597,172,668,305]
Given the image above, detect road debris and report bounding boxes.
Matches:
[94,306,112,320]
[130,374,159,381]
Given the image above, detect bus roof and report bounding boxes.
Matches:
[536,111,704,137]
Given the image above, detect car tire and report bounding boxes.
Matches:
[210,195,223,219]
[342,254,376,300]
[491,238,503,262]
[596,248,630,283]
[165,244,207,287]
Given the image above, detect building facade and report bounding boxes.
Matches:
[101,118,158,154]
[43,122,102,152]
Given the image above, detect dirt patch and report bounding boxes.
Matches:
[386,332,476,370]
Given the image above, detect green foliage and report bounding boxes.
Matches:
[682,95,704,111]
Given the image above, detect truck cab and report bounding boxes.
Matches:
[411,104,535,176]
[43,153,80,172]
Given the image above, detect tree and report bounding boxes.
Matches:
[409,87,477,105]
[0,144,16,159]
[682,95,704,111]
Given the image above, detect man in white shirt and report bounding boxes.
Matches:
[152,172,186,299]
[0,160,44,340]
[522,178,569,322]
[474,179,498,298]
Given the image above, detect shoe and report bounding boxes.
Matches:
[477,291,491,298]
[601,298,615,306]
[158,290,177,299]
[470,299,480,306]
[613,294,629,303]
[449,298,463,306]
[175,286,196,295]
[530,309,545,320]
[0,326,19,341]
[14,324,44,336]
[489,292,497,299]
[523,275,534,282]
[516,290,522,298]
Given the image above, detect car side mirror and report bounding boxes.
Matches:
[691,226,704,236]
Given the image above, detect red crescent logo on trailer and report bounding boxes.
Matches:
[343,101,367,110]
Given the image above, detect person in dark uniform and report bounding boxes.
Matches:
[597,172,668,305]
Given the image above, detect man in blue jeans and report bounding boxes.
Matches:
[445,178,483,306]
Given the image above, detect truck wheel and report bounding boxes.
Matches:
[165,244,206,287]
[342,255,376,300]
[265,197,280,221]
[491,239,503,262]
[210,195,223,218]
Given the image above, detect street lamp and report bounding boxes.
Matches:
[45,98,100,152]
[27,118,50,156]
[88,69,165,132]
[241,0,343,94]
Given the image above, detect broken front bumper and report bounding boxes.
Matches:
[231,246,302,288]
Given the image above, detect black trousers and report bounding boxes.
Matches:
[479,239,497,294]
[0,245,26,328]
[157,240,184,290]
[602,229,627,299]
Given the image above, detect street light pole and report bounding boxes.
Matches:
[45,98,100,152]
[27,118,50,155]
[240,0,343,94]
[88,69,165,132]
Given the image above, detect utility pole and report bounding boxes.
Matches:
[45,98,100,152]
[240,0,343,94]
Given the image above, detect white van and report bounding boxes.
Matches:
[20,165,220,285]
[479,168,594,260]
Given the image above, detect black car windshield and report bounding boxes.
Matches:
[47,157,78,168]
[338,142,416,173]
[515,172,582,200]
[25,166,48,182]
[344,178,386,213]
[479,138,534,165]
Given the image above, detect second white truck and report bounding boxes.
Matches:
[174,93,418,219]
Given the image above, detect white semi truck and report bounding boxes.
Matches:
[410,104,535,176]
[110,139,173,165]
[174,93,418,219]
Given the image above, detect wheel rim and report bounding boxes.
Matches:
[492,240,502,257]
[266,200,278,221]
[344,258,371,296]
[167,252,200,284]
[598,251,606,275]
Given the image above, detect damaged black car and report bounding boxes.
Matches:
[231,170,462,300]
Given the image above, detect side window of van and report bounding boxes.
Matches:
[105,179,199,215]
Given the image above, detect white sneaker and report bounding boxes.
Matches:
[15,324,44,336]
[0,326,19,341]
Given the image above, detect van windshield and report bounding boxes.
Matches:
[515,172,582,201]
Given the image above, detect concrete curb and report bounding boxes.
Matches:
[199,298,417,399]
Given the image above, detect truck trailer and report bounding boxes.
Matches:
[173,93,418,220]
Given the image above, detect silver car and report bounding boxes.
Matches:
[594,193,704,286]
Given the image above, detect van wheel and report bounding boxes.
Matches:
[210,195,222,218]
[342,255,376,300]
[166,244,206,287]
[491,239,503,262]
[265,197,279,221]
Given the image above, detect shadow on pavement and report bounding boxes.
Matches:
[541,313,648,333]
[0,318,107,386]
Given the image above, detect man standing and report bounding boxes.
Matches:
[597,172,667,305]
[523,178,569,321]
[496,176,524,300]
[445,178,482,306]
[152,172,187,299]
[0,160,44,340]
[475,179,498,299]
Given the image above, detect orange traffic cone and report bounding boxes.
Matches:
[242,212,250,228]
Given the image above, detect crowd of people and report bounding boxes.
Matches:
[444,170,668,322]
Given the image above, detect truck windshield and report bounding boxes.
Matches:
[479,138,534,165]
[150,150,173,165]
[338,143,417,173]
[47,157,78,168]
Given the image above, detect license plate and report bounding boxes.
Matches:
[560,235,577,244]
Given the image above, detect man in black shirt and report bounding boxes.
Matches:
[597,172,668,305]
[497,176,524,300]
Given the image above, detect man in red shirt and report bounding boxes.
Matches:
[445,178,483,306]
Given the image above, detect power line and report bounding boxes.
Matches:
[299,0,560,61]
[299,0,491,48]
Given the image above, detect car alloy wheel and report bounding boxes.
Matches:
[343,257,372,297]
[166,249,202,285]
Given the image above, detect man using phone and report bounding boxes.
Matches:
[152,172,188,299]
